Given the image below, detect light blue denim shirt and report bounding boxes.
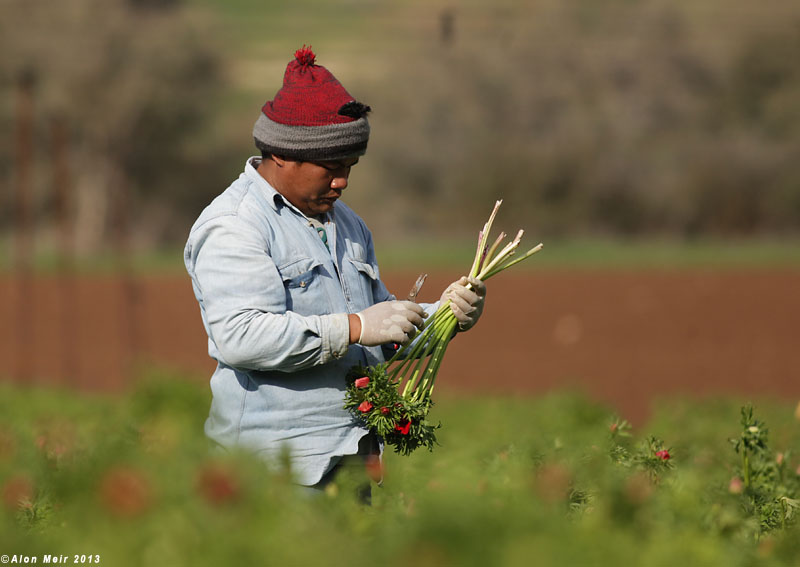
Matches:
[184,157,436,485]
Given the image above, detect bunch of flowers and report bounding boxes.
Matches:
[344,201,543,455]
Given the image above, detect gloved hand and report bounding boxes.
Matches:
[439,276,486,332]
[355,300,427,346]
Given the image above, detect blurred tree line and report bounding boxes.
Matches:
[0,0,232,254]
[1,0,799,256]
[368,0,800,239]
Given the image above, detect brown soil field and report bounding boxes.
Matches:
[2,269,799,423]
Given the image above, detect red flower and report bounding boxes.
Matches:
[358,401,373,413]
[99,467,151,518]
[0,428,17,461]
[655,450,670,460]
[354,377,370,388]
[196,462,241,506]
[2,474,34,511]
[365,455,384,483]
[380,406,391,416]
[395,419,411,435]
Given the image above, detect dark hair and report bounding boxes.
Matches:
[259,149,301,165]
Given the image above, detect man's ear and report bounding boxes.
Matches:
[271,154,287,167]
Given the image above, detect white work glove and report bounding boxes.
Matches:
[355,300,427,346]
[440,276,486,332]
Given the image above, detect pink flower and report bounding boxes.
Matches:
[655,450,670,461]
[380,407,391,416]
[354,377,370,388]
[395,419,411,435]
[358,401,373,413]
[729,477,744,494]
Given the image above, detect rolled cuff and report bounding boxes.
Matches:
[320,312,351,363]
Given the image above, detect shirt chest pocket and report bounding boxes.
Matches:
[277,256,324,313]
[348,258,379,308]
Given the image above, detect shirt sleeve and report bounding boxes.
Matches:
[186,217,350,372]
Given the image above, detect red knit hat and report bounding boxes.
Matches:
[253,46,371,161]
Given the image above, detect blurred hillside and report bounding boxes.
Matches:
[2,0,800,257]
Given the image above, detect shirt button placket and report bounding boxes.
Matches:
[327,222,352,305]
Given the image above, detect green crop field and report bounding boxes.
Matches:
[1,371,799,566]
[2,237,799,275]
[372,237,800,272]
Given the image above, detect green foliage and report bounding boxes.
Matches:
[726,405,800,536]
[2,376,800,566]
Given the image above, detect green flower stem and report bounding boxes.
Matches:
[396,205,540,399]
[346,201,544,456]
[396,303,452,396]
[401,329,439,397]
[743,449,751,489]
[412,342,444,400]
[396,327,437,394]
[399,237,539,403]
[396,304,457,402]
[468,233,487,280]
[484,232,507,269]
[480,243,544,280]
[469,200,503,278]
[390,305,447,367]
[781,498,787,530]
[392,324,432,369]
[417,316,458,400]
[421,310,458,389]
[391,234,540,403]
[408,307,455,397]
[474,230,524,279]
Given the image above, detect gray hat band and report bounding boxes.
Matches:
[253,113,370,158]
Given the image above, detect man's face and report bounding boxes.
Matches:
[277,157,359,217]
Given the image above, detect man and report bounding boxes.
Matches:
[184,46,486,494]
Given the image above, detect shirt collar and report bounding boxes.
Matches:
[245,156,289,213]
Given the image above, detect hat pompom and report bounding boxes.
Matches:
[294,45,316,67]
[338,101,371,119]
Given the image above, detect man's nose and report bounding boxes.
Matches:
[330,171,349,190]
